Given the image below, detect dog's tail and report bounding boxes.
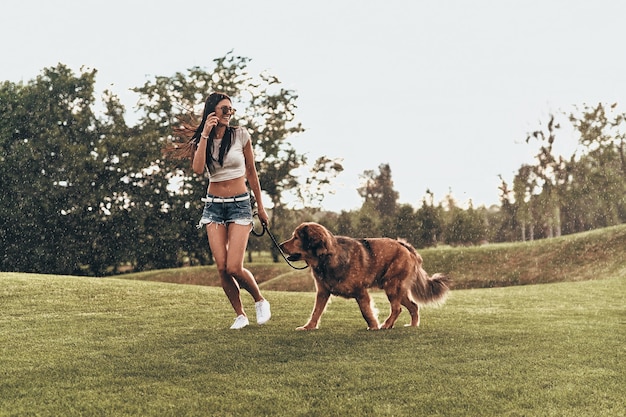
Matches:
[413,269,450,305]
[401,242,450,305]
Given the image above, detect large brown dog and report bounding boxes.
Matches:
[279,222,450,330]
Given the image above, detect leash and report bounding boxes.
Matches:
[251,215,309,270]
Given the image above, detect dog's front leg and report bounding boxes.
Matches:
[296,289,331,330]
[355,290,380,330]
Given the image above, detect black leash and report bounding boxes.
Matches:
[251,216,308,270]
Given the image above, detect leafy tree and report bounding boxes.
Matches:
[389,204,421,244]
[444,201,486,245]
[1,53,339,274]
[525,114,569,238]
[134,51,341,262]
[570,102,626,177]
[511,165,537,241]
[505,103,625,240]
[335,210,356,236]
[414,190,444,247]
[353,212,380,239]
[357,163,399,217]
[493,176,519,242]
[0,64,103,273]
[296,156,344,210]
[559,153,606,232]
[567,103,626,228]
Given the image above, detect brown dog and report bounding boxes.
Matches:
[279,222,450,330]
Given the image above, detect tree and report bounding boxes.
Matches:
[493,177,519,243]
[570,103,626,177]
[567,103,626,228]
[353,211,380,239]
[444,200,486,246]
[414,189,444,247]
[389,204,421,244]
[511,165,536,241]
[133,52,341,262]
[1,53,336,274]
[525,114,569,238]
[357,163,399,217]
[296,156,344,210]
[335,210,355,236]
[504,104,625,240]
[0,64,103,273]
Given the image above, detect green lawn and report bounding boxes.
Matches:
[1,272,624,416]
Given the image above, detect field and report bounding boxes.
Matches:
[1,225,625,416]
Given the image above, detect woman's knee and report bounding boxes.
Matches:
[216,265,229,278]
[226,264,245,277]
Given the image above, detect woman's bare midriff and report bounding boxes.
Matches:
[207,176,248,197]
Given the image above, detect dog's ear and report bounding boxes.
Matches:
[300,223,333,257]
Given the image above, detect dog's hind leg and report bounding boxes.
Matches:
[401,295,420,327]
[381,291,404,329]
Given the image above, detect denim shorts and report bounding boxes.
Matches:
[198,193,253,228]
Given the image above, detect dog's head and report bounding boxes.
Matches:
[279,222,336,262]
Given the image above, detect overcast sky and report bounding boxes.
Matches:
[2,0,626,211]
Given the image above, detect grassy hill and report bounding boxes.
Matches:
[123,224,626,291]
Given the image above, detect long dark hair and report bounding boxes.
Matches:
[164,92,234,172]
[194,93,234,174]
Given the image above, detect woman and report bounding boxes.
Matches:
[169,92,271,329]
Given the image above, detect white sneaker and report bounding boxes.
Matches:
[230,315,249,330]
[255,300,271,325]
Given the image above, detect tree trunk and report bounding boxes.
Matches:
[553,205,562,237]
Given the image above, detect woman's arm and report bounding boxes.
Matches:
[192,136,207,174]
[243,140,269,225]
[192,112,218,174]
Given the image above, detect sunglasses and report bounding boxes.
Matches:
[218,106,237,115]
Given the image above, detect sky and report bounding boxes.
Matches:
[2,0,626,212]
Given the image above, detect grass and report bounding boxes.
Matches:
[1,271,625,416]
[421,224,626,288]
[123,224,626,291]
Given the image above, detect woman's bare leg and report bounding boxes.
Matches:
[226,223,264,302]
[206,223,246,316]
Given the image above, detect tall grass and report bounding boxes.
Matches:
[1,272,624,416]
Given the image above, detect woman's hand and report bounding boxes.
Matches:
[202,112,218,137]
[257,207,269,226]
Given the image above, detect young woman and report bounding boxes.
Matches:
[169,92,271,329]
